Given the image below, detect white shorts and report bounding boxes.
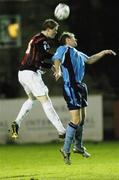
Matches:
[18,70,48,97]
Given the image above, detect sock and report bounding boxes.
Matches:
[15,99,34,127]
[74,120,84,149]
[41,99,65,135]
[63,122,78,153]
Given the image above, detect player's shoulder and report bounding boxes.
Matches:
[31,33,46,44]
[56,45,68,52]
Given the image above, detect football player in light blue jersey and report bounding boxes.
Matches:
[53,45,89,83]
[52,32,116,165]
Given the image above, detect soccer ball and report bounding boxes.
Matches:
[54,3,70,21]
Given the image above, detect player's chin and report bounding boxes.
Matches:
[74,42,77,47]
[51,34,57,39]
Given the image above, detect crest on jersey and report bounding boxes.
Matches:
[43,41,50,51]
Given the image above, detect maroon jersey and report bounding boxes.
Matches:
[19,33,52,72]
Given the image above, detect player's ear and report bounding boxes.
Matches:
[65,37,70,44]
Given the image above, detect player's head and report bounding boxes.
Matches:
[41,19,59,39]
[59,32,77,47]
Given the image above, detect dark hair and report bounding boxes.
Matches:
[41,19,59,30]
[59,32,74,45]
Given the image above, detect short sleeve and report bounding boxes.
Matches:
[52,46,68,63]
[79,51,89,62]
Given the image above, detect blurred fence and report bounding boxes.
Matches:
[0,95,103,144]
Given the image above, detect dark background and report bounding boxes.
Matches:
[0,0,119,98]
[0,0,119,139]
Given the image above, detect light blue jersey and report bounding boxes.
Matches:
[52,45,89,84]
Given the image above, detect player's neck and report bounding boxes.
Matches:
[41,30,48,37]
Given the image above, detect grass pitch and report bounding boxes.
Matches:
[0,141,119,180]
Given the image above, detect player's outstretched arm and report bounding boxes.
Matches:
[87,49,116,64]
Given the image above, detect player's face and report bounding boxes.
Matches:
[48,26,58,39]
[66,35,77,47]
[69,35,77,47]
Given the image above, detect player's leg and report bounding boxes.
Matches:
[73,107,85,150]
[59,84,81,164]
[73,83,91,157]
[60,109,80,164]
[11,70,36,139]
[36,95,66,137]
[73,107,91,158]
[11,93,36,139]
[14,93,35,127]
[28,70,66,137]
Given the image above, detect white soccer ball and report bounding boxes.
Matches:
[54,3,70,21]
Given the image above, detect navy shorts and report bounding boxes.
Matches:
[63,82,88,110]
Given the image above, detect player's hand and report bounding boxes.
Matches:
[54,72,61,81]
[51,65,55,73]
[103,50,117,56]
